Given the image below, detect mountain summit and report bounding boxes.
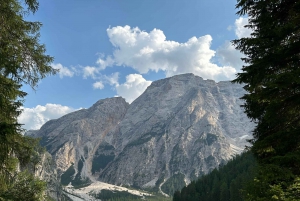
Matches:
[31,73,254,195]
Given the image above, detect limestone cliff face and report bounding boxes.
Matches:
[99,74,254,188]
[33,97,129,181]
[32,74,254,193]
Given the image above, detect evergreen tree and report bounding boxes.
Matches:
[173,152,257,201]
[233,0,300,200]
[0,0,56,199]
[220,182,229,201]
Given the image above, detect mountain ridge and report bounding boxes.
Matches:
[28,73,255,197]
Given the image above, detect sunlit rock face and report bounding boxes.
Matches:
[32,97,129,179]
[100,73,254,188]
[31,73,254,192]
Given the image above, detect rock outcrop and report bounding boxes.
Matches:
[31,73,254,195]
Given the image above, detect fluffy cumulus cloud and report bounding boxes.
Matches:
[97,25,237,81]
[83,66,98,79]
[93,81,104,89]
[52,63,75,78]
[90,72,149,103]
[235,17,252,39]
[63,21,253,103]
[18,104,77,130]
[216,17,252,70]
[116,74,152,103]
[216,41,245,70]
[97,55,115,70]
[104,72,119,86]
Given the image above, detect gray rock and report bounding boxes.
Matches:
[100,73,254,188]
[34,97,129,180]
[34,73,254,194]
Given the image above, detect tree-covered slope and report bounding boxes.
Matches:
[173,151,257,201]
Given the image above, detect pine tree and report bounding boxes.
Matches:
[233,0,300,200]
[0,0,56,199]
[220,181,229,201]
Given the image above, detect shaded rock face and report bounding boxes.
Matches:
[33,74,254,192]
[99,74,254,188]
[33,97,129,180]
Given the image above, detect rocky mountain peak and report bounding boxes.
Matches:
[32,73,255,196]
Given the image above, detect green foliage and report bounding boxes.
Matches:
[71,170,92,190]
[92,189,140,200]
[143,195,172,201]
[0,170,46,201]
[78,157,84,172]
[0,0,56,200]
[61,160,92,188]
[60,165,75,186]
[92,154,115,174]
[44,196,56,201]
[0,137,48,200]
[92,143,116,175]
[173,151,257,201]
[161,173,186,196]
[233,0,300,199]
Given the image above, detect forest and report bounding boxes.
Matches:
[173,152,257,201]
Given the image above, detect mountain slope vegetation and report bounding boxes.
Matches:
[173,151,257,201]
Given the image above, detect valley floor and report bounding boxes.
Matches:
[63,181,154,200]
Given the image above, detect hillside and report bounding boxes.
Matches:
[173,151,257,201]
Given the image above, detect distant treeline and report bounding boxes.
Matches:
[173,151,257,201]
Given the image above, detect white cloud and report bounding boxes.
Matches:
[116,74,152,103]
[104,72,119,86]
[216,41,244,70]
[235,17,252,39]
[97,55,115,70]
[83,68,119,89]
[52,63,74,78]
[18,104,77,130]
[98,25,237,81]
[83,66,98,79]
[93,81,104,89]
[216,17,252,70]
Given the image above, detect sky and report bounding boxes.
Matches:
[18,0,251,130]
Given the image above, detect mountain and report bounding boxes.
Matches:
[29,73,255,197]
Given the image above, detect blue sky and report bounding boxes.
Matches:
[19,0,251,130]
